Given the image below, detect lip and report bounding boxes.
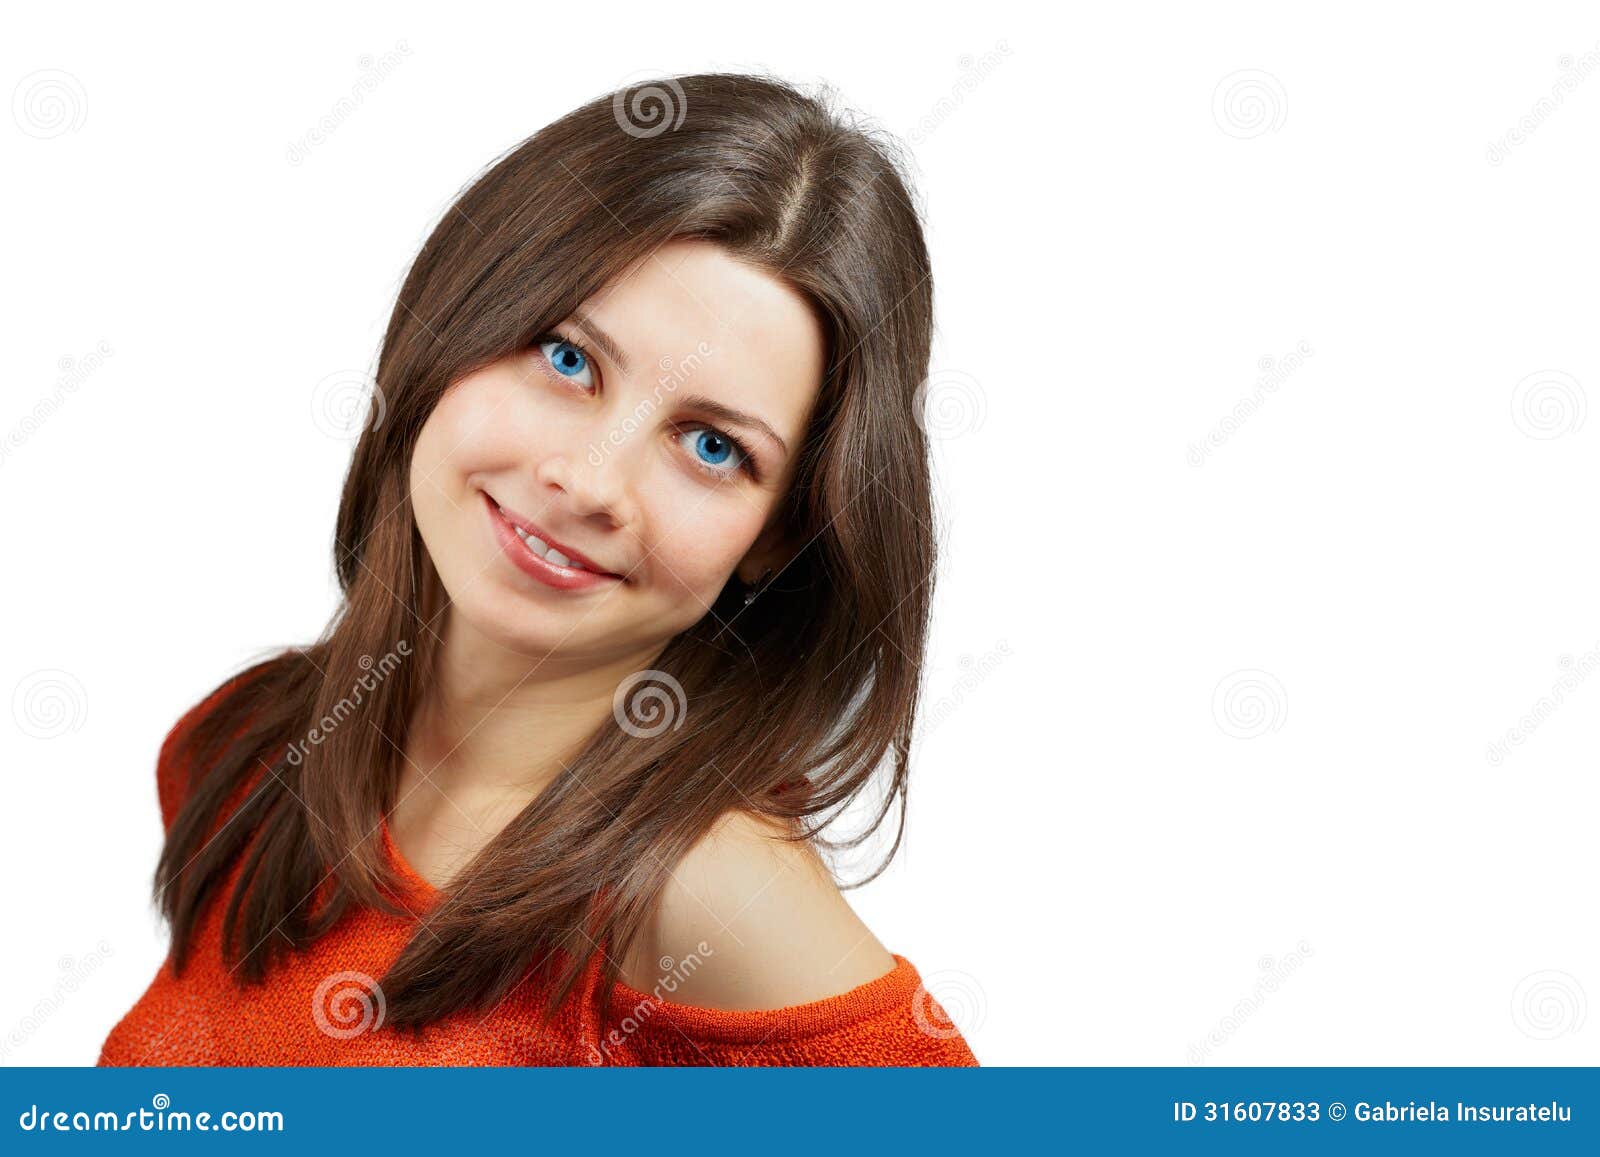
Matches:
[482,491,623,592]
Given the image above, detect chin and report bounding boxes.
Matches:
[471,586,594,650]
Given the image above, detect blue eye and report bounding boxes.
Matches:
[536,336,594,389]
[679,427,749,478]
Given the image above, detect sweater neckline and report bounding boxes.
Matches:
[377,813,443,911]
[605,953,919,1041]
[375,812,920,1036]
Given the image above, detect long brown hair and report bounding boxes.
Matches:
[155,71,937,1033]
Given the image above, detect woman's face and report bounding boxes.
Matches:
[410,239,825,666]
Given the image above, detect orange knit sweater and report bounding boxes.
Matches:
[97,683,979,1067]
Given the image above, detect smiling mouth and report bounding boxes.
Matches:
[504,513,596,571]
[483,492,624,583]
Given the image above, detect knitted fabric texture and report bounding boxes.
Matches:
[97,681,979,1067]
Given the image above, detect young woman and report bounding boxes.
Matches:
[98,72,976,1066]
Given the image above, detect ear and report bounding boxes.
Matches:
[735,519,794,585]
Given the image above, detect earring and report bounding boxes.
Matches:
[742,567,774,606]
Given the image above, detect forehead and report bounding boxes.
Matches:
[583,240,826,454]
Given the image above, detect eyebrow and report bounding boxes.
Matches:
[566,312,790,458]
[569,311,631,375]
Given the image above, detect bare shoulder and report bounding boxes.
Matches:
[619,810,898,1010]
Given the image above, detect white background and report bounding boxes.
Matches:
[3,1,1597,1067]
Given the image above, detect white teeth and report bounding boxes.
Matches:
[509,521,586,570]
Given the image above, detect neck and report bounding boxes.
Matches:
[399,610,664,822]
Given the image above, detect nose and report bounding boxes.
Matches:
[533,442,639,530]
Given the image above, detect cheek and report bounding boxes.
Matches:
[414,376,526,479]
[644,499,763,601]
[409,378,524,573]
